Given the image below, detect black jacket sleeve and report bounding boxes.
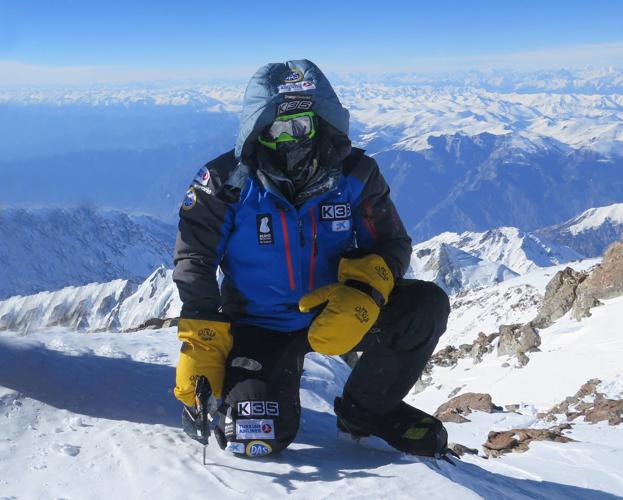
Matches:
[350,154,412,280]
[173,152,238,320]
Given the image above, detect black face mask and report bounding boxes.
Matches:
[273,136,318,190]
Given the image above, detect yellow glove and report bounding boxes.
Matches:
[299,254,394,355]
[174,318,233,406]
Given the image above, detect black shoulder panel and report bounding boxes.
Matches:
[344,147,380,186]
[199,148,250,204]
[204,149,238,191]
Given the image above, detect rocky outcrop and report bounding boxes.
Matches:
[430,332,499,369]
[573,242,623,320]
[483,424,574,458]
[124,317,178,332]
[539,378,623,426]
[497,324,541,365]
[435,393,502,423]
[447,442,479,457]
[530,267,588,328]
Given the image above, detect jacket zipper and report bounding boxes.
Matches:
[308,206,317,290]
[278,208,296,291]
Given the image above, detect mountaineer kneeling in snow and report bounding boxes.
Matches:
[173,59,451,459]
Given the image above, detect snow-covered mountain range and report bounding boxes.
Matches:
[407,226,583,293]
[0,207,176,299]
[536,203,623,257]
[0,207,613,334]
[0,267,180,333]
[2,69,622,235]
[2,204,620,316]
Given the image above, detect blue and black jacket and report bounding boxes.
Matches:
[173,60,412,332]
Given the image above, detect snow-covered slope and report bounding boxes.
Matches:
[0,254,621,497]
[407,241,518,294]
[441,258,600,349]
[0,290,623,500]
[0,207,176,299]
[0,267,181,333]
[536,203,623,257]
[406,294,623,500]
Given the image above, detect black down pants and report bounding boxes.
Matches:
[214,279,450,457]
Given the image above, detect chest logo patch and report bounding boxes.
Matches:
[256,214,274,245]
[319,202,351,221]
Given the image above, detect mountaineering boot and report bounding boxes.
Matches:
[334,396,449,458]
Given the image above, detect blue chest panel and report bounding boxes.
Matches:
[222,175,360,331]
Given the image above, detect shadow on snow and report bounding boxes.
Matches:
[0,341,618,499]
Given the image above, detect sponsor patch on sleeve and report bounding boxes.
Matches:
[194,166,210,186]
[235,419,275,440]
[182,187,197,211]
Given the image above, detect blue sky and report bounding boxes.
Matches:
[1,0,622,84]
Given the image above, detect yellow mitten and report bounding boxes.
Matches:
[174,319,233,405]
[299,254,394,355]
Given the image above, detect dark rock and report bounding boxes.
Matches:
[497,324,541,359]
[540,378,623,426]
[585,399,623,425]
[124,317,178,332]
[531,267,588,328]
[574,242,623,319]
[484,424,575,458]
[435,392,502,423]
[448,442,479,457]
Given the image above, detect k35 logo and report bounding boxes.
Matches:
[277,99,313,115]
[319,202,351,221]
[238,401,280,417]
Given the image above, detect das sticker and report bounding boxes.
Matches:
[246,440,272,457]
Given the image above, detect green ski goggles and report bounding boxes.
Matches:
[258,111,317,150]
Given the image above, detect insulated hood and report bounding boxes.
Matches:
[235,59,350,162]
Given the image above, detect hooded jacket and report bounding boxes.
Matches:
[173,59,412,332]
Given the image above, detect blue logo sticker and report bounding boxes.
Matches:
[283,69,304,83]
[246,440,272,457]
[182,187,197,211]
